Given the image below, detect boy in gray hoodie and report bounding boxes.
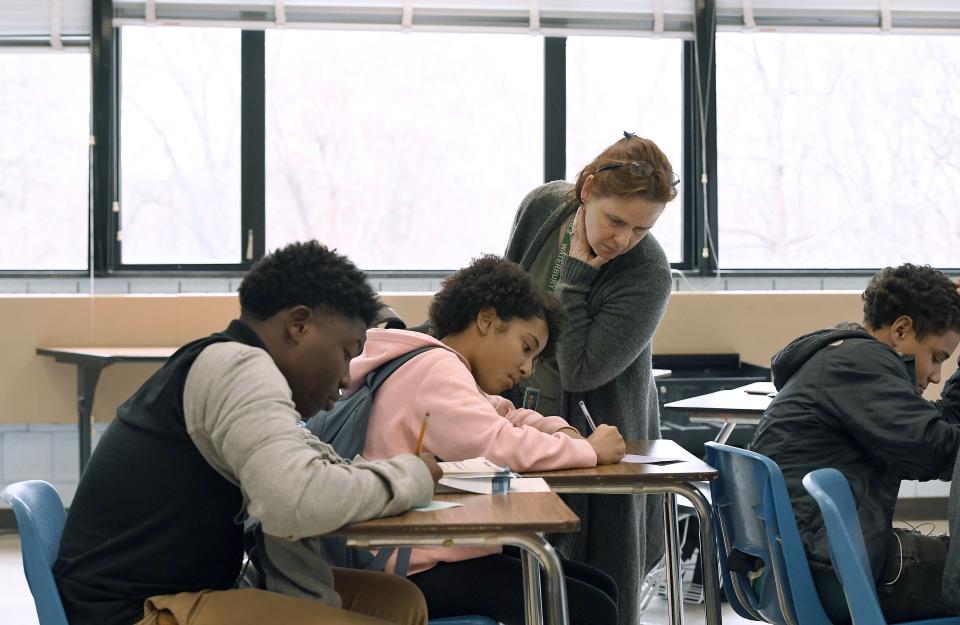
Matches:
[751,263,960,624]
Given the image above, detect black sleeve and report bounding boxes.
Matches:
[820,346,960,480]
[939,367,960,425]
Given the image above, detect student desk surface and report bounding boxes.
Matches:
[36,346,178,474]
[664,382,774,444]
[525,439,721,625]
[335,492,579,625]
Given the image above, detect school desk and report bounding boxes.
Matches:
[36,346,177,474]
[664,382,774,444]
[335,491,579,625]
[525,439,720,625]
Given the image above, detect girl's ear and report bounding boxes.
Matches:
[476,306,499,337]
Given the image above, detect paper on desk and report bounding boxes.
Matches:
[436,476,551,494]
[410,500,464,512]
[621,454,684,465]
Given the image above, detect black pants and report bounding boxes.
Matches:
[410,547,619,625]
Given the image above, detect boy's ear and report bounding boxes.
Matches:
[890,315,915,348]
[284,305,313,343]
[476,306,499,336]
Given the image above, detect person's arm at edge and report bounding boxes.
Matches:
[184,343,434,541]
[820,347,960,481]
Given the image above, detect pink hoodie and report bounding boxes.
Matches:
[349,328,597,575]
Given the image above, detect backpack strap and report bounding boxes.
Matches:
[366,346,440,392]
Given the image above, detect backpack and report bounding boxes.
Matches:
[297,345,439,574]
[304,345,438,460]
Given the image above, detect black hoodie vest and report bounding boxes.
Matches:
[54,320,265,625]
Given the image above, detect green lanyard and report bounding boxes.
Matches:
[546,216,575,294]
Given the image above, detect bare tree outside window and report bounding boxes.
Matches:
[566,36,684,264]
[264,30,543,270]
[718,32,960,269]
[0,52,89,270]
[120,27,241,265]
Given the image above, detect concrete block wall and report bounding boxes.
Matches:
[0,423,108,508]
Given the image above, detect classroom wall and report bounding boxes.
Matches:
[0,291,955,503]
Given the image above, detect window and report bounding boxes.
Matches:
[566,36,685,264]
[0,52,89,270]
[119,27,242,265]
[717,32,960,269]
[265,30,543,270]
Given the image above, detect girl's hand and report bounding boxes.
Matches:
[569,207,609,270]
[953,277,960,296]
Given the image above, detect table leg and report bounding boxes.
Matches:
[662,493,684,625]
[77,365,103,475]
[521,543,544,625]
[715,422,736,444]
[507,534,568,625]
[670,483,721,625]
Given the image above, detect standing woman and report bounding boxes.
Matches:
[504,132,679,625]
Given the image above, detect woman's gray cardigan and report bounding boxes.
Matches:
[505,181,672,625]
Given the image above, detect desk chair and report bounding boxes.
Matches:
[704,442,833,625]
[802,469,960,625]
[1,480,70,625]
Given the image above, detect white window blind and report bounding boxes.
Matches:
[717,0,960,33]
[0,0,90,46]
[112,0,697,37]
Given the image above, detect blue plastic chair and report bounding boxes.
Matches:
[802,468,960,625]
[704,442,833,625]
[1,480,70,625]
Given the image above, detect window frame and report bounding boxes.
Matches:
[10,0,952,279]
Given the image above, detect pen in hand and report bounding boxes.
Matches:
[414,412,430,455]
[578,400,598,432]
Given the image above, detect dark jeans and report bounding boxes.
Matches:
[814,529,955,624]
[410,547,619,625]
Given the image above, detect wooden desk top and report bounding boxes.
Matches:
[37,346,177,365]
[334,492,580,537]
[525,439,717,487]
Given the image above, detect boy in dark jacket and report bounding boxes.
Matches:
[751,263,960,624]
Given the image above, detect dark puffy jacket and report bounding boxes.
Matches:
[751,325,960,581]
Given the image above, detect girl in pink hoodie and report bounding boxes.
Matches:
[351,255,623,625]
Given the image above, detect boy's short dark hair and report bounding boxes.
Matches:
[239,240,380,326]
[429,255,566,360]
[862,263,960,339]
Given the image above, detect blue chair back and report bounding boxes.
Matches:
[705,442,832,625]
[430,616,498,625]
[802,469,960,625]
[1,480,70,625]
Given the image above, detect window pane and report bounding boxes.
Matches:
[120,27,241,265]
[265,30,543,270]
[0,52,89,270]
[566,36,684,264]
[717,33,960,269]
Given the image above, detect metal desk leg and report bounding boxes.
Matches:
[663,493,684,625]
[521,543,544,625]
[508,534,569,625]
[671,484,721,625]
[715,422,736,444]
[76,365,103,475]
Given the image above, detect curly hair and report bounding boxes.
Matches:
[862,263,960,339]
[429,255,566,360]
[239,241,380,326]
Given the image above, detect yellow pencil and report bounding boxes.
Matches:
[414,412,430,455]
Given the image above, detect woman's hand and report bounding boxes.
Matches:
[569,207,609,270]
[953,277,960,295]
